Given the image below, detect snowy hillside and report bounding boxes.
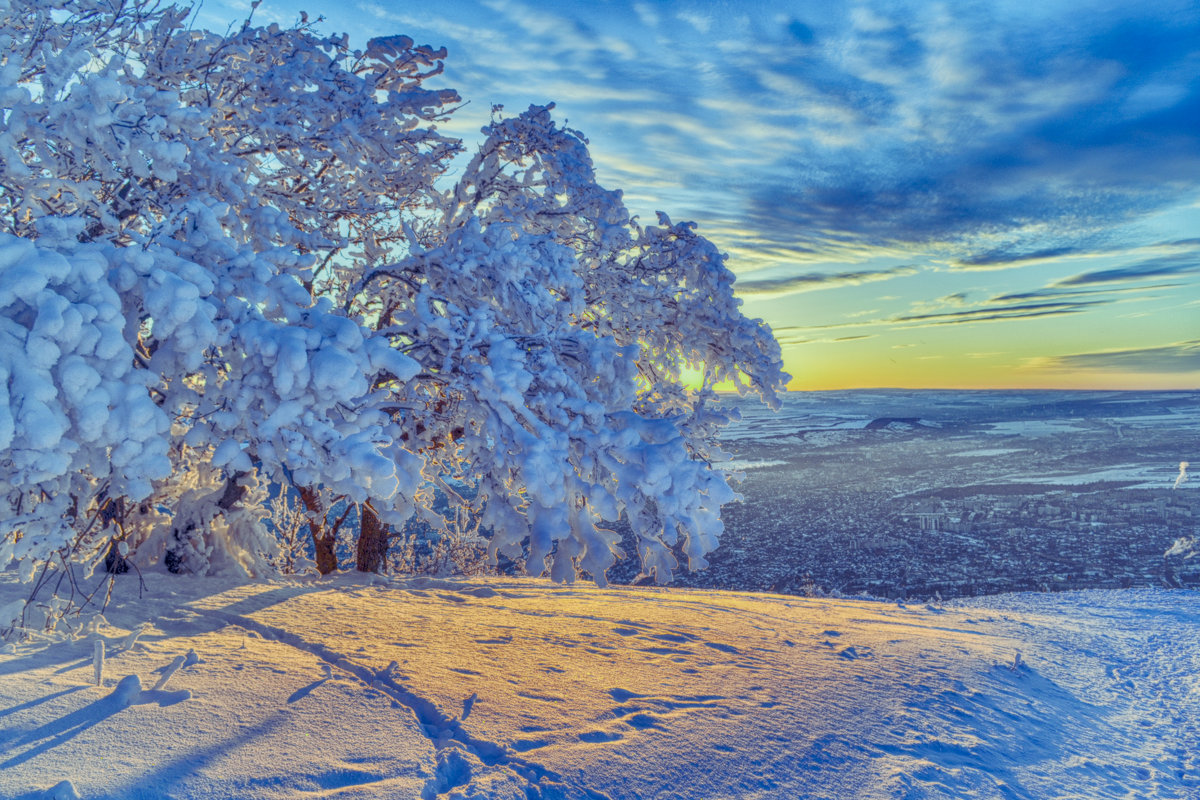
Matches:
[1,575,1197,799]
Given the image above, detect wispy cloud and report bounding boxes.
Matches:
[481,0,638,63]
[677,10,712,34]
[1053,253,1200,286]
[908,291,971,314]
[782,288,1137,334]
[1032,342,1200,374]
[736,264,918,297]
[768,295,1113,337]
[771,328,877,346]
[990,282,1184,304]
[893,300,1107,326]
[953,246,1088,269]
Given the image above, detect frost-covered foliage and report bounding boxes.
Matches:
[370,105,785,584]
[0,0,455,586]
[0,0,785,606]
[0,231,169,574]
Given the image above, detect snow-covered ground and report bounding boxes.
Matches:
[1,574,1197,799]
[720,459,790,471]
[947,448,1029,458]
[980,420,1090,437]
[992,464,1196,490]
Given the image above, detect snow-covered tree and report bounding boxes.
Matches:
[0,0,785,616]
[366,105,785,584]
[0,0,456,585]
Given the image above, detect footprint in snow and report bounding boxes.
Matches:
[637,646,691,656]
[579,730,624,743]
[511,738,550,752]
[516,691,566,703]
[306,767,383,791]
[838,645,872,660]
[623,713,662,730]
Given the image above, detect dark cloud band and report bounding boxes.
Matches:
[737,264,918,297]
[1038,342,1200,374]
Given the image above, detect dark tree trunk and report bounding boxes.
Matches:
[166,473,248,573]
[217,471,248,511]
[299,486,338,575]
[165,520,195,574]
[104,541,129,574]
[356,503,388,573]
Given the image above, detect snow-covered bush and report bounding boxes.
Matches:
[0,0,786,626]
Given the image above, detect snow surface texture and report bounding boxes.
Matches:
[1,575,1197,799]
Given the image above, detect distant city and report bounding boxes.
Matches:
[608,390,1200,599]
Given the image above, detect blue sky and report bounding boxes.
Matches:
[204,0,1199,389]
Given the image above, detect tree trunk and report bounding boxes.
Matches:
[217,471,248,511]
[356,503,388,573]
[298,486,338,575]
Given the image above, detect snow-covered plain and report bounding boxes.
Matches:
[720,459,790,471]
[992,464,1198,491]
[1,574,1197,799]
